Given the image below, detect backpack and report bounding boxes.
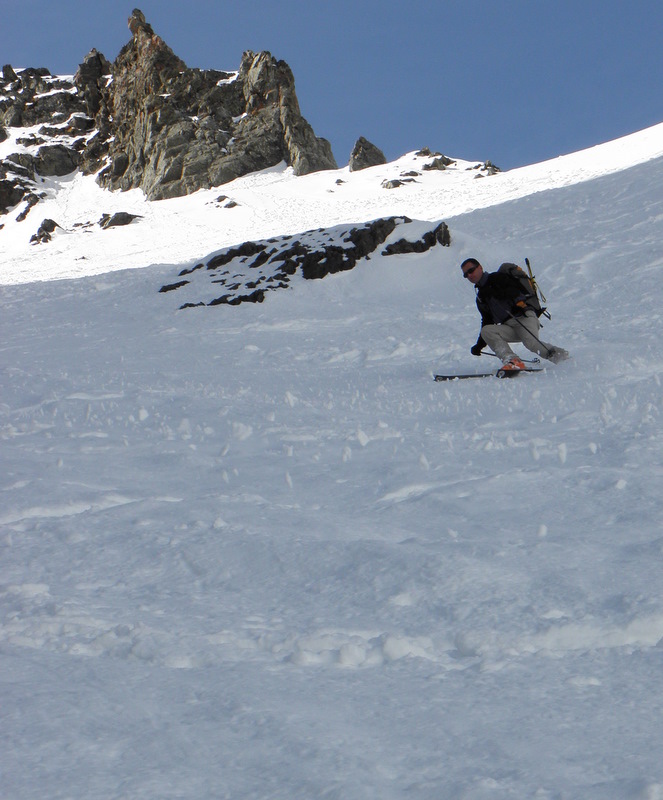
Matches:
[498,259,549,319]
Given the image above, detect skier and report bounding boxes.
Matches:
[461,258,569,372]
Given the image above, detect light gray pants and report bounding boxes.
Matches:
[481,313,555,362]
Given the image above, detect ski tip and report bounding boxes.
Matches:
[496,367,544,378]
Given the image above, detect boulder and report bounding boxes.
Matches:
[422,155,454,171]
[99,211,142,229]
[4,146,78,178]
[349,136,387,172]
[0,178,26,213]
[35,145,79,176]
[30,217,61,244]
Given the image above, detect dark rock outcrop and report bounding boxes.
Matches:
[0,61,98,218]
[349,137,387,172]
[34,145,80,176]
[422,155,455,171]
[0,173,28,213]
[98,211,142,229]
[74,49,112,118]
[382,179,406,189]
[467,160,501,176]
[160,216,451,308]
[0,157,44,217]
[30,218,61,244]
[382,221,450,254]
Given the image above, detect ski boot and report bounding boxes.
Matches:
[496,357,526,378]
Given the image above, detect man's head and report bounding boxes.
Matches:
[460,258,483,285]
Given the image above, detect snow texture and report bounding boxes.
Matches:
[2,117,663,799]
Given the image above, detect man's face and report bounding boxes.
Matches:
[462,261,483,285]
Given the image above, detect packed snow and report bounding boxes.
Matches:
[2,119,663,799]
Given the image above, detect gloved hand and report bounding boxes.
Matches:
[471,343,484,356]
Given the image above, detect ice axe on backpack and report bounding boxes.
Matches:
[525,257,550,318]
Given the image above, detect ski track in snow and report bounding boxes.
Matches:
[2,128,663,799]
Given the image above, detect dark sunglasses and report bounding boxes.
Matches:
[463,265,479,278]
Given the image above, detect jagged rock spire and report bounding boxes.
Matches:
[96,13,336,199]
[128,8,154,36]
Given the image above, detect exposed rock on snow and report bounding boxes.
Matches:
[29,217,61,244]
[349,136,387,171]
[468,159,501,176]
[0,65,96,216]
[98,211,142,229]
[18,144,80,177]
[0,169,28,213]
[159,216,451,308]
[382,220,450,254]
[381,179,399,189]
[422,155,455,171]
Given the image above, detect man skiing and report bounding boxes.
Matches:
[461,258,569,372]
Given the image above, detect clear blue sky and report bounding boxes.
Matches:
[3,0,662,170]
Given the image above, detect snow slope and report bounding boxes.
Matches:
[2,123,663,799]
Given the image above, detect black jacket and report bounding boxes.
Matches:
[474,268,530,349]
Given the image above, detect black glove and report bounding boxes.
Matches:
[471,343,484,356]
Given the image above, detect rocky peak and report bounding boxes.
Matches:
[101,15,339,200]
[104,9,338,196]
[1,8,338,215]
